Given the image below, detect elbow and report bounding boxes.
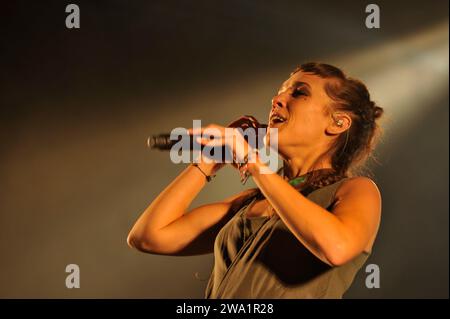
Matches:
[127,232,142,250]
[326,253,348,267]
[127,231,157,253]
[127,227,182,255]
[126,232,139,249]
[127,229,174,255]
[323,241,352,267]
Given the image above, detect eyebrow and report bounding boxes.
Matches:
[279,81,312,93]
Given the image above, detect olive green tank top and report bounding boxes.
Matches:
[205,178,370,299]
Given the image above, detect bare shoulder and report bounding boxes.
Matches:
[337,176,381,198]
[334,176,382,213]
[330,175,382,247]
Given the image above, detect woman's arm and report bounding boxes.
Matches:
[247,158,382,266]
[127,162,252,256]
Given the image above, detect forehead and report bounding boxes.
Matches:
[281,71,332,100]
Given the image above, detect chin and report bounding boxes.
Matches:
[264,134,288,156]
[268,126,290,146]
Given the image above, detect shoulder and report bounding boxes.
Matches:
[336,176,381,198]
[332,176,382,215]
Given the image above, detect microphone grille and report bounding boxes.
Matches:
[147,134,173,150]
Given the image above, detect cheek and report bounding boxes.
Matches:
[286,108,327,140]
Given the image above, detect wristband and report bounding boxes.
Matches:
[192,163,216,182]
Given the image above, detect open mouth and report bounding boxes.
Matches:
[270,114,288,126]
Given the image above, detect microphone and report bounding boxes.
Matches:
[147,133,193,150]
[147,132,235,163]
[147,116,268,151]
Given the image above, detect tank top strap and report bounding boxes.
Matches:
[304,177,351,210]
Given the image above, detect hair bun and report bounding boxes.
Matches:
[373,105,384,119]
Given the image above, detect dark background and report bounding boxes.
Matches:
[1,0,448,298]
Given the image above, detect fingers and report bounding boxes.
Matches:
[187,125,228,150]
[226,115,259,128]
[187,124,223,135]
[187,127,201,135]
[195,136,224,146]
[187,123,253,159]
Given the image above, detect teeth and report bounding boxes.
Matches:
[271,115,286,123]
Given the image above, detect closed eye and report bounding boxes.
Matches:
[292,87,308,97]
[276,83,310,97]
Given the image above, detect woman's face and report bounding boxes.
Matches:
[266,71,335,157]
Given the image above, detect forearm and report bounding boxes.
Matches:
[247,159,349,265]
[128,162,216,241]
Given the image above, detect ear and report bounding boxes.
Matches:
[326,112,352,135]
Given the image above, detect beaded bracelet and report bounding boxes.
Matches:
[192,163,216,182]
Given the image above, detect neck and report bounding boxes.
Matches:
[282,151,333,180]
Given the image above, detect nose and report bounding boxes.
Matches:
[271,93,286,111]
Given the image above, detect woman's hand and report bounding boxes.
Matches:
[187,124,247,162]
[187,116,260,182]
[188,117,257,162]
